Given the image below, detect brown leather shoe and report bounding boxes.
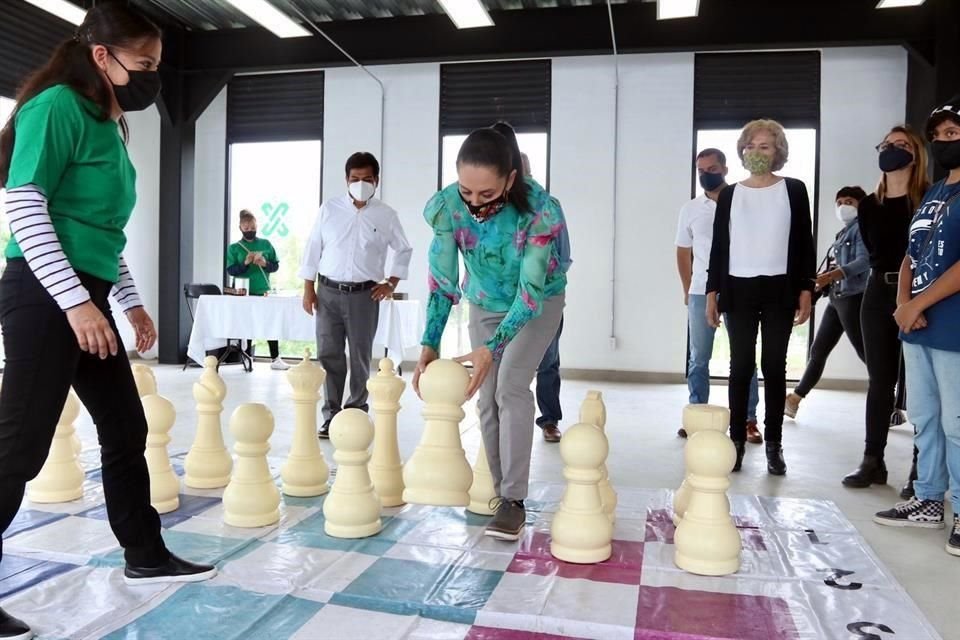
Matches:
[746,420,763,444]
[541,424,562,443]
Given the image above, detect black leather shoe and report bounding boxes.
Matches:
[732,441,746,472]
[0,607,32,640]
[842,455,888,488]
[765,442,786,476]
[317,419,331,439]
[124,552,217,586]
[900,458,918,499]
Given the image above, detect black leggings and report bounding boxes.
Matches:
[795,293,865,396]
[860,273,901,458]
[724,276,796,443]
[246,340,280,359]
[0,259,167,566]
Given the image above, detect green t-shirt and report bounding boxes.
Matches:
[5,85,136,284]
[226,237,278,295]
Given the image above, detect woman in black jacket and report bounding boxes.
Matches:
[706,119,816,475]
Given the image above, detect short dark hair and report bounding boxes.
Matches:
[696,148,726,166]
[835,186,867,202]
[239,209,255,224]
[345,152,380,178]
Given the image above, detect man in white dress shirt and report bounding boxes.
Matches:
[300,152,413,437]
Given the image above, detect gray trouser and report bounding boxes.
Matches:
[468,294,565,501]
[315,282,379,423]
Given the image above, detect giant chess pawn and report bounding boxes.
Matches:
[132,363,158,398]
[143,394,180,514]
[323,409,382,538]
[28,388,84,503]
[550,422,613,564]
[223,403,280,528]
[467,439,497,516]
[402,360,473,506]
[367,358,405,507]
[673,404,730,525]
[281,350,329,497]
[674,429,741,576]
[580,390,617,523]
[185,356,232,489]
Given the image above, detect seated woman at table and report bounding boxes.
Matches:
[226,209,288,370]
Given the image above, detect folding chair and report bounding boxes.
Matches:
[183,283,252,372]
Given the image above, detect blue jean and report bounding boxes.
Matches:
[903,342,960,513]
[535,316,563,427]
[687,294,758,420]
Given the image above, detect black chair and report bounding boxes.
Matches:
[183,283,252,372]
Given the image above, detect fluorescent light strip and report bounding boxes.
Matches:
[657,0,700,20]
[876,0,925,7]
[438,0,494,29]
[24,0,86,26]
[223,0,310,38]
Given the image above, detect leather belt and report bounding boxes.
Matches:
[319,276,376,293]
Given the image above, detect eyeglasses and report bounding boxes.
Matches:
[875,141,912,153]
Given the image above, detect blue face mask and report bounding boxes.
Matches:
[699,172,725,192]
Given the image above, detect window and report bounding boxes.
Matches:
[695,128,818,382]
[0,95,15,368]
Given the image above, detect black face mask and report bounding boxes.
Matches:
[460,190,508,222]
[931,140,960,171]
[242,231,257,241]
[878,146,914,173]
[699,172,725,192]
[108,50,161,113]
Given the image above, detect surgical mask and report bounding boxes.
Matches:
[699,171,725,192]
[348,180,376,202]
[931,140,960,171]
[835,204,857,225]
[107,50,161,113]
[242,230,256,241]
[460,190,508,222]
[743,151,773,175]
[878,146,914,173]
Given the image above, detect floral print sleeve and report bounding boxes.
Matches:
[421,192,461,353]
[484,195,566,359]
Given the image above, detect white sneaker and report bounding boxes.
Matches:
[270,357,290,371]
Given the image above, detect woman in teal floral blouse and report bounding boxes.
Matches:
[413,124,567,541]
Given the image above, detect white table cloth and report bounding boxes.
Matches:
[186,295,424,366]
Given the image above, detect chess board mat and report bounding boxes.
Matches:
[1,450,941,640]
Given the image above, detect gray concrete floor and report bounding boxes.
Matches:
[73,362,954,639]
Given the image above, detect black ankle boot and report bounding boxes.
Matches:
[842,455,888,488]
[900,457,918,499]
[765,442,786,475]
[732,441,746,472]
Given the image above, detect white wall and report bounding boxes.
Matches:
[188,46,908,379]
[114,105,161,359]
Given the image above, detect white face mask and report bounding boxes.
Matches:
[349,180,376,202]
[836,204,858,225]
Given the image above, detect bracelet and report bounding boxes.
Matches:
[384,280,396,290]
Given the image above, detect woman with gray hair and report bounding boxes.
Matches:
[706,119,816,475]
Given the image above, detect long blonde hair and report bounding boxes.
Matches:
[876,125,930,212]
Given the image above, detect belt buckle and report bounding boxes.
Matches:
[337,282,349,292]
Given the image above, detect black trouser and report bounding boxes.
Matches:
[860,272,901,458]
[795,293,866,397]
[245,293,279,359]
[0,259,167,566]
[723,276,796,444]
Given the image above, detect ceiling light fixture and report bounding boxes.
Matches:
[657,0,700,20]
[438,0,494,29]
[876,0,925,7]
[23,0,86,25]
[222,0,310,38]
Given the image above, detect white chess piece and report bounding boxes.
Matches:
[142,394,180,514]
[550,422,613,564]
[28,389,84,503]
[402,360,473,506]
[674,429,741,576]
[323,409,383,538]
[580,391,617,523]
[673,404,730,525]
[132,364,158,398]
[281,350,330,497]
[223,403,280,528]
[367,358,405,507]
[184,356,232,488]
[467,439,497,515]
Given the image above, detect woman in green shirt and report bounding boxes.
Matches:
[413,125,567,542]
[0,6,214,638]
